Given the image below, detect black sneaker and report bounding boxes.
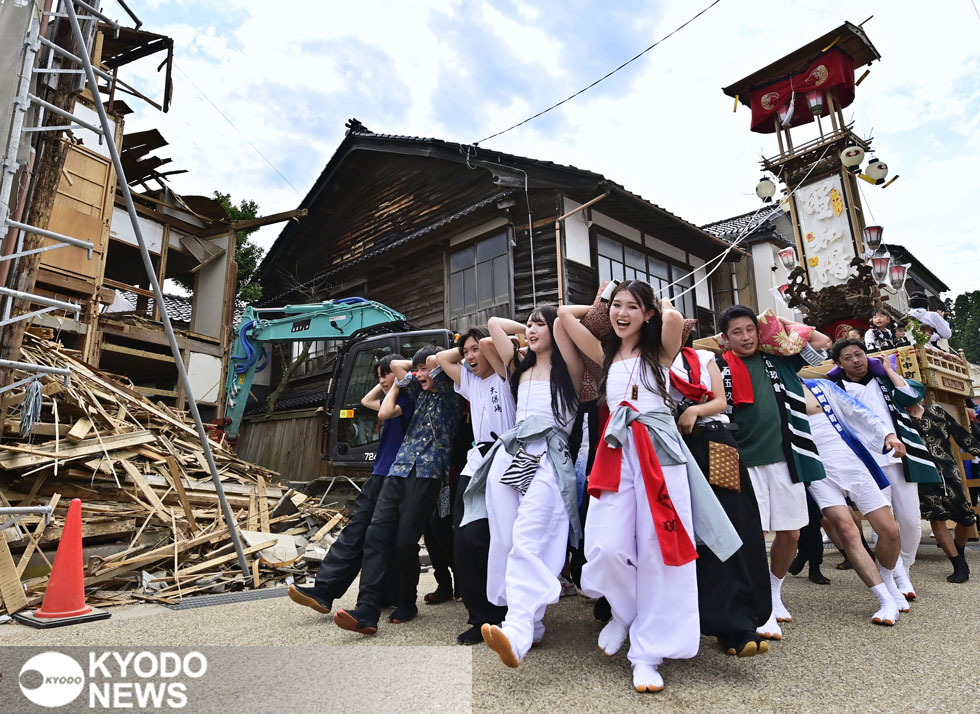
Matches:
[456,625,484,645]
[288,584,333,614]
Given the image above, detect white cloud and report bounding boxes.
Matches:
[113,0,980,298]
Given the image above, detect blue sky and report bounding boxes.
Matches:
[116,0,980,297]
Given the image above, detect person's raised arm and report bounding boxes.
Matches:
[489,316,526,373]
[434,346,463,385]
[480,336,507,380]
[378,380,403,421]
[659,308,684,365]
[553,317,584,393]
[361,383,386,412]
[389,359,413,380]
[556,304,604,365]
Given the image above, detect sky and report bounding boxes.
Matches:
[112,0,980,297]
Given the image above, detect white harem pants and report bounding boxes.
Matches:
[485,439,569,662]
[580,434,699,667]
[883,463,921,570]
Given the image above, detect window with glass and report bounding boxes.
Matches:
[290,338,342,378]
[449,232,510,320]
[596,232,699,318]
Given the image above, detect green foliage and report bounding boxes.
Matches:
[947,291,980,363]
[171,191,264,304]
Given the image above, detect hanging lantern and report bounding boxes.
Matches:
[870,253,891,283]
[888,263,910,291]
[778,190,792,213]
[805,90,824,116]
[777,246,797,270]
[776,102,794,127]
[840,144,865,172]
[777,283,791,303]
[865,157,889,185]
[756,176,776,202]
[863,225,884,251]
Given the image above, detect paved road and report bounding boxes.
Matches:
[2,543,978,713]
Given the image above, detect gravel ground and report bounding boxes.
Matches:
[2,542,978,713]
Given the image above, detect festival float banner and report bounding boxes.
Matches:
[748,49,855,133]
[793,174,856,291]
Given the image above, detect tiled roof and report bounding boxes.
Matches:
[115,290,193,324]
[701,207,793,248]
[244,386,329,416]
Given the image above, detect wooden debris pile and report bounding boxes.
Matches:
[0,333,345,614]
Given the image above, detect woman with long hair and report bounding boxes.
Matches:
[557,281,738,693]
[460,305,581,669]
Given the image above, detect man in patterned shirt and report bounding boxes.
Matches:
[334,345,463,634]
[907,402,980,583]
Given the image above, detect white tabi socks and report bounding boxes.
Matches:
[870,583,899,626]
[632,663,664,693]
[891,556,916,600]
[770,571,792,622]
[878,564,910,612]
[598,619,629,656]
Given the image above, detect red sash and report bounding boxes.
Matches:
[722,350,754,406]
[669,347,712,403]
[589,402,697,567]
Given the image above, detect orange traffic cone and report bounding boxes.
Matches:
[14,498,110,629]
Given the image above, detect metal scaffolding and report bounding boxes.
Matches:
[0,1,252,585]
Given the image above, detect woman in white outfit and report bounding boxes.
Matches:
[461,305,581,669]
[558,281,716,694]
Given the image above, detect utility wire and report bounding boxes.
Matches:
[474,0,725,145]
[174,63,303,196]
[971,0,980,21]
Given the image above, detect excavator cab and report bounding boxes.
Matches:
[322,328,454,475]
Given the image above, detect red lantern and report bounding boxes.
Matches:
[778,246,797,270]
[776,103,795,127]
[863,225,884,251]
[888,263,909,291]
[806,90,824,116]
[871,254,891,283]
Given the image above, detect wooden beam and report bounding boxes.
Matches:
[133,386,178,398]
[15,494,60,576]
[120,460,170,525]
[98,322,223,357]
[66,418,93,444]
[203,208,308,237]
[0,534,29,614]
[0,430,157,470]
[174,539,274,577]
[164,456,199,534]
[101,342,176,363]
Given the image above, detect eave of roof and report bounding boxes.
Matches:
[723,21,881,103]
[258,122,744,278]
[884,243,950,293]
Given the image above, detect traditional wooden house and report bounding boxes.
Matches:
[241,119,746,480]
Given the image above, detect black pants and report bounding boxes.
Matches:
[313,473,396,604]
[357,470,443,621]
[684,428,771,640]
[568,400,599,586]
[453,474,507,626]
[424,498,455,592]
[796,496,825,568]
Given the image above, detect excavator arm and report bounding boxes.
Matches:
[223,297,405,439]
